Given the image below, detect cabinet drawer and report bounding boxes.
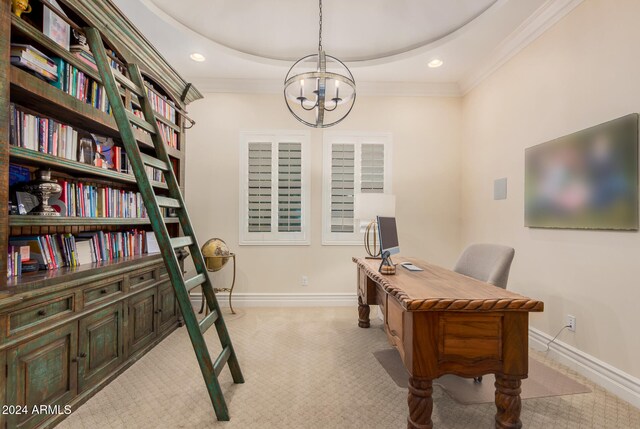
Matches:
[129,268,155,288]
[8,295,74,336]
[84,280,123,306]
[386,295,405,351]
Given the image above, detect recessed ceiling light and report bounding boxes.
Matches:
[428,58,443,68]
[190,53,206,62]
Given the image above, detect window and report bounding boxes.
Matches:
[322,132,392,244]
[239,131,310,245]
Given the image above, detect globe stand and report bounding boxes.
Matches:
[199,253,237,315]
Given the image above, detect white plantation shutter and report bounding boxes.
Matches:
[240,132,310,244]
[323,133,392,244]
[360,143,385,193]
[278,142,302,232]
[330,144,355,233]
[247,142,272,233]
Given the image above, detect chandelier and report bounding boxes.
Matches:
[284,0,356,128]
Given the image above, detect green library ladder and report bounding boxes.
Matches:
[85,27,244,421]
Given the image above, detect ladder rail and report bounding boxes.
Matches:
[127,64,245,383]
[84,27,242,421]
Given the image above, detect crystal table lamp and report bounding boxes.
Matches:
[354,194,396,258]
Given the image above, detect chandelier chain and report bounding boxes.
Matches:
[318,0,323,52]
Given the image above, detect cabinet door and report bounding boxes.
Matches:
[128,288,157,355]
[6,323,77,429]
[158,282,178,332]
[78,303,125,393]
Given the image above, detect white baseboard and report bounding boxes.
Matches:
[190,292,358,308]
[529,327,640,408]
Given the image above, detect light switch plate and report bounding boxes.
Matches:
[494,177,507,200]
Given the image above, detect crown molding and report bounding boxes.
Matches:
[188,78,461,98]
[459,0,584,95]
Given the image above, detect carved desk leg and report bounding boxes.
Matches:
[407,377,433,429]
[358,295,370,328]
[495,374,523,429]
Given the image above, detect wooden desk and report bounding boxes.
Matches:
[354,257,544,429]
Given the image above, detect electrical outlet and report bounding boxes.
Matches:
[567,315,576,332]
[301,276,308,287]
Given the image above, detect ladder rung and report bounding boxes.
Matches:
[213,346,231,377]
[199,309,219,334]
[126,110,156,134]
[140,153,169,171]
[170,236,194,248]
[185,273,207,292]
[115,71,144,98]
[156,196,181,208]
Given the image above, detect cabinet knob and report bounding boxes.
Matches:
[155,309,163,314]
[100,289,108,294]
[79,352,87,358]
[37,309,46,316]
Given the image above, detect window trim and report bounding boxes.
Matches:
[239,130,311,246]
[322,131,393,245]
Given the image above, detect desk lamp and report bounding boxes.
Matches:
[354,193,396,258]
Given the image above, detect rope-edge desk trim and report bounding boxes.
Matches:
[353,257,544,312]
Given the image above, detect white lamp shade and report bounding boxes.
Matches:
[354,194,396,221]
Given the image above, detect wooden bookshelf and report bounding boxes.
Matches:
[9,215,179,227]
[0,2,202,426]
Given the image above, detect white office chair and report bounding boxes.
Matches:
[454,243,515,289]
[454,243,515,382]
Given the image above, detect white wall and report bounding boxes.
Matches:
[461,0,640,378]
[184,93,462,297]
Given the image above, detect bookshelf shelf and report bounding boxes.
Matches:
[3,253,163,294]
[10,66,155,148]
[9,215,179,227]
[9,146,169,190]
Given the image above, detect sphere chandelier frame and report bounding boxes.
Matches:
[283,0,356,128]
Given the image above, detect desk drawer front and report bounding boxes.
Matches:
[84,281,123,306]
[438,315,502,362]
[9,296,74,336]
[386,296,404,343]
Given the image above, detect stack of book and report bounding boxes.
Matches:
[7,229,151,272]
[58,180,148,218]
[146,87,177,123]
[9,234,79,270]
[9,104,79,160]
[158,122,179,149]
[10,44,57,82]
[132,109,178,149]
[53,58,110,113]
[70,45,97,71]
[6,245,29,278]
[78,230,149,262]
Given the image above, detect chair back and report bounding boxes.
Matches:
[454,243,515,289]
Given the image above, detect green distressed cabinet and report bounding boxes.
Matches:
[5,323,78,429]
[128,288,158,356]
[0,259,181,429]
[77,303,125,393]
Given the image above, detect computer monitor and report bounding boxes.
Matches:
[377,216,400,257]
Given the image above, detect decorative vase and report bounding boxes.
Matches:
[11,0,32,18]
[21,169,62,216]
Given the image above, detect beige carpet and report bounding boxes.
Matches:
[56,307,640,429]
[373,348,591,404]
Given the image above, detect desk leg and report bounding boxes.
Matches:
[407,377,433,429]
[494,374,522,429]
[358,295,370,328]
